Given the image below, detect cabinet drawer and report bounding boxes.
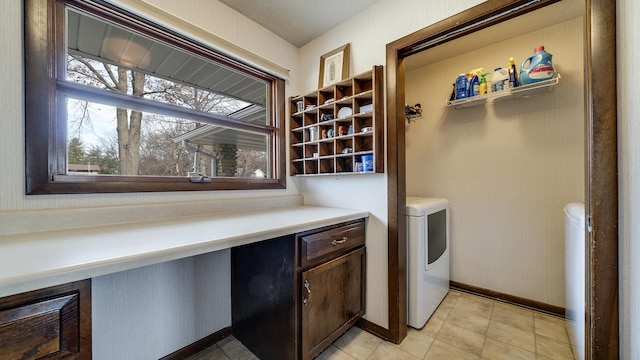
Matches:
[0,280,91,360]
[299,220,365,267]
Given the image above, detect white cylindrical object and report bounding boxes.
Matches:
[309,127,318,141]
[565,202,585,360]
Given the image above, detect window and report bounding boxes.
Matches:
[24,0,285,194]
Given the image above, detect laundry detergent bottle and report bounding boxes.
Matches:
[455,73,468,99]
[467,68,483,97]
[520,46,554,85]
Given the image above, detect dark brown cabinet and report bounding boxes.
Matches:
[301,247,365,360]
[0,280,92,360]
[231,219,366,360]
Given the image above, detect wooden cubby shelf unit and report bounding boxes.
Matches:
[290,65,384,176]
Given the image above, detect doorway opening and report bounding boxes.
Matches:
[385,1,617,359]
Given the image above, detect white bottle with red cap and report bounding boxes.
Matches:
[519,45,554,85]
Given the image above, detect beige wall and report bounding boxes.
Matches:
[404,17,585,307]
[296,0,484,330]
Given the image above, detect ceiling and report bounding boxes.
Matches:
[218,0,384,47]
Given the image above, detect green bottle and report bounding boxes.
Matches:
[479,72,489,94]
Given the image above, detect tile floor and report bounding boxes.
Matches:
[187,290,575,360]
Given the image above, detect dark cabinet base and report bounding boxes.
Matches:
[0,280,92,360]
[231,220,366,360]
[231,235,298,360]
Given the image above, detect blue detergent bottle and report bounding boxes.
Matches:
[520,46,554,85]
[455,73,468,99]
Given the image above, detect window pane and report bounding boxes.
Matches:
[66,8,269,125]
[67,99,270,178]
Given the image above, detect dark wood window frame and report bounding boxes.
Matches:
[24,0,286,194]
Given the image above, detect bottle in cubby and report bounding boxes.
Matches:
[291,96,304,114]
[335,119,352,137]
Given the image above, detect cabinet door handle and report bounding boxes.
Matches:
[303,280,311,306]
[331,237,348,246]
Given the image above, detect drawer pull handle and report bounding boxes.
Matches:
[331,237,348,246]
[303,280,311,306]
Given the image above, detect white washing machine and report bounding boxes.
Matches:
[406,197,450,329]
[565,202,585,360]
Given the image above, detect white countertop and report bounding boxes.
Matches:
[0,205,368,298]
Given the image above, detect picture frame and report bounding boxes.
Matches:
[318,43,350,88]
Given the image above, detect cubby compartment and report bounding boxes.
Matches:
[336,138,353,156]
[289,66,384,176]
[336,155,354,173]
[319,158,335,174]
[303,112,317,127]
[335,84,353,100]
[291,97,304,114]
[335,120,352,137]
[291,144,304,161]
[319,108,335,123]
[304,95,318,109]
[318,89,335,105]
[354,96,373,115]
[304,143,318,159]
[304,160,318,175]
[291,130,305,145]
[353,75,373,95]
[354,115,373,133]
[354,134,373,154]
[291,160,304,175]
[318,140,335,157]
[291,114,305,129]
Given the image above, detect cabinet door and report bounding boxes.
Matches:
[301,247,365,360]
[0,280,91,360]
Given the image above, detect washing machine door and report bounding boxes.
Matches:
[425,209,447,270]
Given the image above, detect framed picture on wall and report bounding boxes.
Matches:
[318,43,350,88]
